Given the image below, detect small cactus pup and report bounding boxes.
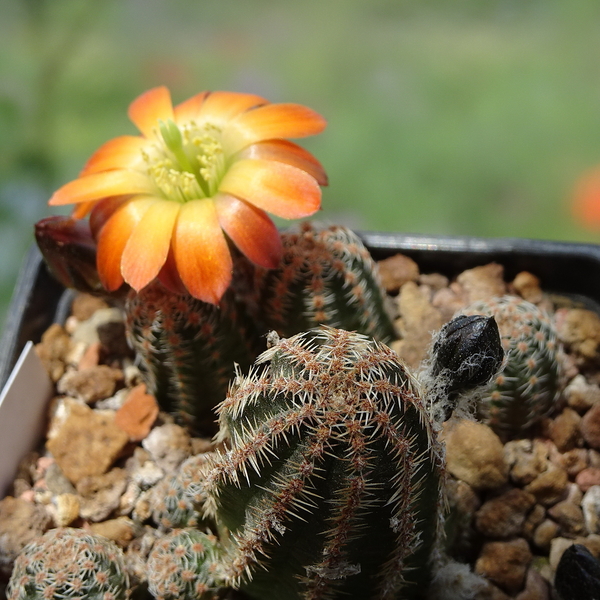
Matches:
[147,529,223,600]
[126,279,263,435]
[424,314,504,423]
[258,222,396,343]
[202,326,444,600]
[463,295,562,440]
[7,527,129,600]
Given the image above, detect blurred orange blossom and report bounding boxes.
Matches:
[49,87,327,304]
[571,168,600,231]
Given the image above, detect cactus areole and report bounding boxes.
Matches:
[203,327,444,600]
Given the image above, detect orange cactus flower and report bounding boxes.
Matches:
[49,87,327,304]
[571,167,600,231]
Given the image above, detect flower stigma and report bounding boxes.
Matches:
[144,119,226,202]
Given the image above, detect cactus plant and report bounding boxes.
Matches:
[198,326,444,600]
[257,223,396,343]
[463,295,561,440]
[126,280,263,435]
[6,527,129,600]
[147,528,222,600]
[152,454,213,530]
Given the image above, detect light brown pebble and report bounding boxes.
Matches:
[514,567,550,600]
[548,537,574,571]
[35,323,72,381]
[524,465,568,506]
[475,538,532,594]
[53,493,80,526]
[376,253,419,293]
[456,263,507,303]
[547,500,586,537]
[511,271,543,304]
[556,308,600,361]
[57,365,124,404]
[549,408,582,452]
[564,374,600,413]
[442,420,508,491]
[142,424,192,473]
[89,517,135,547]
[71,293,110,321]
[475,488,536,539]
[555,448,588,478]
[504,439,549,486]
[46,400,129,484]
[77,468,128,522]
[533,519,560,550]
[393,281,444,369]
[581,404,600,449]
[522,504,546,541]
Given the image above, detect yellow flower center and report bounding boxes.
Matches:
[143,119,226,202]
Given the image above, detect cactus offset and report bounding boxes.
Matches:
[147,528,222,600]
[152,453,218,530]
[258,223,396,343]
[7,528,129,600]
[464,295,561,440]
[126,281,262,435]
[200,326,444,600]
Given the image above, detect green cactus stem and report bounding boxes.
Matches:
[126,280,262,435]
[464,295,561,440]
[200,326,444,600]
[147,529,223,600]
[7,528,129,600]
[258,223,396,343]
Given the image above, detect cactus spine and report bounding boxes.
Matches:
[200,326,444,600]
[464,295,561,440]
[126,281,262,435]
[258,223,396,343]
[7,528,129,600]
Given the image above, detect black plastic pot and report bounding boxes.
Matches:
[2,233,600,391]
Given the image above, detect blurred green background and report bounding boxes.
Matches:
[2,0,600,331]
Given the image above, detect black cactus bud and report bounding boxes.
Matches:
[432,315,503,394]
[429,315,503,421]
[555,544,600,600]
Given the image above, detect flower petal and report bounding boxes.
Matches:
[80,136,147,176]
[215,194,282,269]
[96,197,157,290]
[128,86,174,139]
[240,140,328,186]
[49,170,157,207]
[89,195,135,238]
[225,103,326,154]
[198,91,268,125]
[173,91,210,123]
[121,200,181,291]
[220,159,321,219]
[72,201,96,220]
[172,199,232,304]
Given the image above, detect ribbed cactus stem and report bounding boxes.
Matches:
[126,281,262,435]
[259,223,396,343]
[147,528,223,600]
[201,327,444,600]
[7,528,129,600]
